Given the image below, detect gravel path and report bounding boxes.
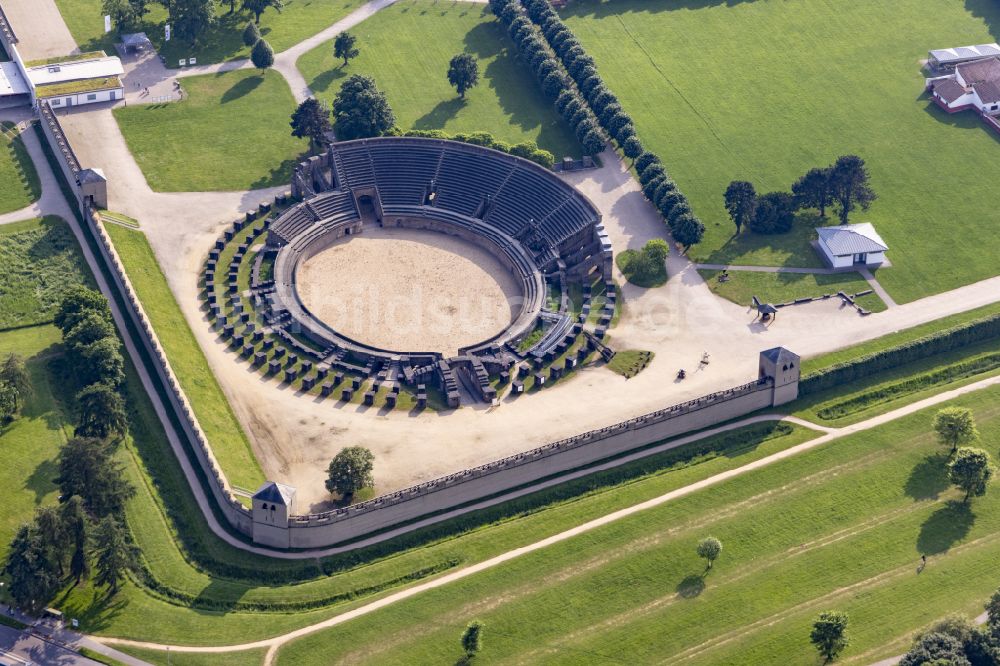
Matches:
[0,112,74,226]
[94,372,1000,664]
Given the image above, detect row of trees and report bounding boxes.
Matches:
[491,0,605,156]
[637,154,705,248]
[724,155,877,236]
[0,353,31,424]
[104,0,285,44]
[4,288,137,613]
[242,21,274,71]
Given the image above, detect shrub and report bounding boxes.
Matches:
[242,21,261,47]
[509,140,540,159]
[749,191,795,234]
[529,148,555,168]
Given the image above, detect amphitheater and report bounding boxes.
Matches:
[204,137,614,410]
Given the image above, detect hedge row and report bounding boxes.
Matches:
[392,128,556,168]
[489,0,606,156]
[515,0,705,248]
[800,312,1000,396]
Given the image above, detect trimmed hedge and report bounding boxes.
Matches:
[520,0,705,247]
[395,128,555,169]
[800,313,1000,395]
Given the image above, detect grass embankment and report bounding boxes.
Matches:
[298,0,581,158]
[606,349,653,378]
[101,222,264,491]
[699,268,887,312]
[0,217,92,329]
[54,0,365,66]
[113,69,306,191]
[276,385,1000,665]
[0,122,41,215]
[564,0,1000,302]
[118,647,266,666]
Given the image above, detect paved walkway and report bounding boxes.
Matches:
[96,372,1000,664]
[860,267,899,308]
[0,113,75,226]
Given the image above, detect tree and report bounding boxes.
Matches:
[462,620,484,659]
[61,496,90,583]
[829,155,877,224]
[635,152,659,175]
[810,611,850,662]
[448,53,480,99]
[671,213,705,250]
[332,75,395,140]
[3,523,63,613]
[949,447,994,503]
[580,130,605,156]
[65,310,116,351]
[1,353,30,410]
[792,167,833,217]
[696,536,722,569]
[986,587,1000,629]
[0,381,17,423]
[326,446,375,498]
[242,0,282,24]
[290,98,332,151]
[622,135,643,161]
[933,407,978,455]
[251,38,274,71]
[166,0,217,44]
[55,285,111,335]
[723,181,757,234]
[77,336,125,388]
[749,191,795,234]
[92,515,136,595]
[75,382,127,440]
[242,20,261,47]
[56,437,136,517]
[102,0,140,31]
[334,31,359,67]
[644,238,669,265]
[899,632,971,666]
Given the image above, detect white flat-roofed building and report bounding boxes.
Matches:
[24,54,125,108]
[815,223,888,269]
[0,61,29,96]
[929,43,1000,70]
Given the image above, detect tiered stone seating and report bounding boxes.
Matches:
[434,149,513,218]
[369,142,442,205]
[305,190,357,221]
[269,206,316,246]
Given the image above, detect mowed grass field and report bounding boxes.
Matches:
[55,0,364,66]
[698,268,887,312]
[0,217,92,329]
[102,223,264,491]
[0,123,41,215]
[113,69,307,191]
[298,0,581,158]
[275,385,1000,665]
[562,0,1000,303]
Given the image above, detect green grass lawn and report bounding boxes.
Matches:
[298,0,581,158]
[0,325,72,553]
[0,217,92,330]
[102,223,264,490]
[698,268,887,312]
[563,0,1000,303]
[116,648,266,666]
[54,0,364,66]
[113,69,307,191]
[0,123,41,215]
[275,384,1000,665]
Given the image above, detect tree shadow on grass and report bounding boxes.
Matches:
[249,153,309,190]
[904,454,952,500]
[24,458,58,506]
[675,574,705,598]
[309,66,348,96]
[220,74,264,104]
[413,98,467,130]
[56,587,127,634]
[917,500,975,555]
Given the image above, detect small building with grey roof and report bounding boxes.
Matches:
[814,223,888,269]
[929,43,1000,70]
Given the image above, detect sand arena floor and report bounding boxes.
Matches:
[295,226,521,356]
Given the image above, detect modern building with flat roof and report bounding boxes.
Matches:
[815,223,888,269]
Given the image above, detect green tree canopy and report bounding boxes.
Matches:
[334,32,359,67]
[949,447,994,503]
[65,310,116,351]
[899,632,970,666]
[56,437,136,517]
[168,0,217,44]
[810,610,850,662]
[290,97,332,151]
[77,336,125,388]
[326,446,375,497]
[792,167,833,217]
[3,522,63,613]
[1,353,31,408]
[448,53,480,99]
[251,38,274,71]
[830,154,877,224]
[332,75,395,141]
[696,536,722,569]
[75,382,127,440]
[0,381,17,423]
[242,20,261,47]
[724,180,757,234]
[933,407,978,454]
[92,515,137,595]
[242,0,283,24]
[55,285,111,335]
[749,191,795,234]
